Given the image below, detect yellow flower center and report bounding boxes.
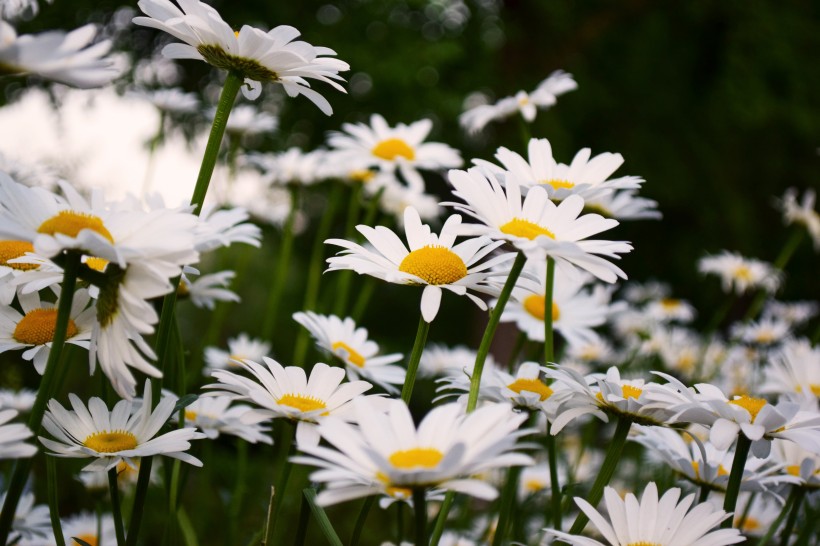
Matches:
[523,294,560,322]
[524,478,546,492]
[386,485,412,499]
[728,395,767,422]
[499,218,555,240]
[0,240,36,270]
[625,543,661,546]
[660,298,681,310]
[277,393,327,413]
[733,265,752,281]
[37,210,114,243]
[349,169,375,183]
[389,448,444,470]
[621,385,643,400]
[676,354,696,371]
[754,330,776,344]
[796,384,820,396]
[692,461,728,478]
[372,138,415,161]
[83,430,138,453]
[73,535,98,546]
[786,465,801,477]
[13,308,79,345]
[398,245,467,285]
[332,341,366,368]
[83,256,109,272]
[184,410,198,422]
[738,517,760,532]
[540,179,575,191]
[507,378,553,401]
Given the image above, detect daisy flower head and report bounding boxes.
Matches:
[222,104,278,137]
[0,389,36,412]
[546,482,745,546]
[761,338,820,402]
[176,394,272,444]
[645,297,696,324]
[0,237,41,305]
[327,114,462,190]
[583,188,662,221]
[193,204,262,253]
[378,182,442,226]
[203,332,271,375]
[419,343,498,378]
[326,207,514,323]
[0,288,94,374]
[0,409,36,459]
[293,311,405,393]
[778,187,820,249]
[132,87,200,114]
[0,492,50,546]
[698,250,781,294]
[770,438,820,489]
[61,512,116,546]
[447,167,632,283]
[206,358,376,446]
[40,380,205,471]
[762,299,818,328]
[292,398,534,506]
[730,317,791,347]
[133,0,349,110]
[247,148,328,187]
[178,270,239,310]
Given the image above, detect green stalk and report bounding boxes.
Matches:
[47,458,66,546]
[293,490,311,546]
[507,332,527,371]
[567,417,631,534]
[350,277,377,323]
[428,492,454,546]
[227,439,248,545]
[349,497,375,546]
[543,256,556,365]
[491,465,523,546]
[397,502,405,545]
[125,457,153,546]
[778,486,806,546]
[467,252,527,412]
[261,185,300,339]
[413,488,428,546]
[302,488,343,546]
[757,486,799,546]
[698,484,711,503]
[109,467,126,546]
[545,424,562,530]
[264,421,295,545]
[401,315,431,404]
[721,434,752,528]
[0,252,80,544]
[744,228,805,322]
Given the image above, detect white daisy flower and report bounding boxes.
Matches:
[206,358,376,446]
[645,298,696,324]
[293,311,405,393]
[769,438,820,489]
[61,512,116,546]
[78,458,149,492]
[131,87,200,114]
[175,394,272,444]
[733,493,782,536]
[545,482,745,546]
[0,492,51,545]
[698,251,781,294]
[247,148,328,186]
[326,207,514,323]
[761,338,820,401]
[203,332,271,376]
[419,343,497,378]
[731,317,791,346]
[222,104,278,137]
[778,187,820,249]
[0,239,39,305]
[563,332,617,367]
[194,205,262,253]
[133,0,349,110]
[0,0,52,20]
[0,389,35,412]
[327,114,462,190]
[0,288,94,374]
[447,167,632,283]
[292,398,534,506]
[584,189,662,221]
[39,380,205,472]
[651,326,705,380]
[0,409,36,459]
[178,270,239,310]
[762,300,818,327]
[0,20,120,88]
[378,182,442,226]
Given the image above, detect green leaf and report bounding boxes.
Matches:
[173,394,199,414]
[303,488,343,546]
[72,538,94,546]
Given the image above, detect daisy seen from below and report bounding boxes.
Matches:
[545,482,745,546]
[0,409,36,459]
[133,0,349,110]
[293,311,406,393]
[206,358,377,446]
[447,167,632,283]
[697,251,781,294]
[39,380,205,471]
[291,398,534,506]
[326,206,515,323]
[203,332,271,376]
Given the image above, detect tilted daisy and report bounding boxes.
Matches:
[133,0,349,110]
[378,182,442,225]
[206,358,376,446]
[778,187,820,249]
[178,270,240,310]
[645,297,696,324]
[326,207,514,323]
[447,167,632,283]
[0,409,36,459]
[203,332,271,376]
[193,204,262,252]
[39,380,205,472]
[0,492,50,546]
[761,338,820,402]
[0,288,94,374]
[545,482,745,546]
[698,250,781,294]
[222,104,278,137]
[769,438,820,489]
[293,311,405,393]
[762,300,818,328]
[583,188,662,221]
[61,512,116,546]
[247,148,328,187]
[0,238,41,305]
[292,398,533,506]
[175,394,272,444]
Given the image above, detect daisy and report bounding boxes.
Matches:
[291,398,533,506]
[563,333,617,368]
[1,0,52,19]
[769,438,820,488]
[132,87,200,114]
[206,358,376,446]
[762,300,818,327]
[327,114,462,190]
[293,311,406,393]
[39,380,205,471]
[584,189,662,221]
[0,20,120,88]
[193,204,262,252]
[178,270,239,310]
[247,148,328,186]
[731,317,791,347]
[0,288,94,374]
[78,458,149,491]
[447,167,632,283]
[175,394,272,444]
[203,332,271,375]
[545,482,745,546]
[761,338,820,401]
[698,251,781,294]
[0,492,51,546]
[61,512,116,546]
[378,182,442,225]
[222,104,278,137]
[0,409,36,459]
[778,187,820,249]
[645,297,696,324]
[325,207,514,323]
[133,0,349,110]
[0,238,40,305]
[0,389,36,412]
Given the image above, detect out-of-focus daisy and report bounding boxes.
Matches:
[651,327,706,380]
[769,438,820,489]
[762,300,818,328]
[459,71,577,133]
[61,512,116,546]
[0,238,38,304]
[40,380,205,471]
[203,333,271,376]
[545,482,745,546]
[326,207,513,323]
[175,395,272,444]
[447,167,631,283]
[563,333,617,368]
[419,344,497,378]
[133,0,349,109]
[247,148,327,187]
[0,389,36,412]
[193,205,262,252]
[132,87,200,114]
[698,251,781,294]
[0,288,94,374]
[0,0,52,19]
[778,187,820,249]
[327,114,462,190]
[0,492,50,545]
[645,297,696,324]
[0,409,36,459]
[378,182,442,225]
[206,359,376,446]
[761,338,820,401]
[293,311,405,393]
[222,104,278,137]
[78,458,148,491]
[731,317,791,347]
[733,493,781,537]
[0,20,120,88]
[292,398,533,505]
[178,270,239,310]
[584,189,662,221]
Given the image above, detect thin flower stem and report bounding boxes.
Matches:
[546,424,562,530]
[757,485,799,546]
[350,277,377,322]
[397,501,405,545]
[349,497,375,546]
[264,421,295,545]
[228,439,248,545]
[109,467,126,546]
[0,251,80,544]
[125,457,153,546]
[492,465,523,546]
[744,227,805,322]
[543,256,556,365]
[413,488,428,546]
[401,315,431,404]
[698,484,711,503]
[721,434,752,528]
[262,185,300,339]
[467,252,527,412]
[428,492,455,546]
[293,489,311,546]
[567,417,632,535]
[302,488,343,546]
[779,486,806,546]
[47,458,66,546]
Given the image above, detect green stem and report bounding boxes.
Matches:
[0,252,80,544]
[467,252,527,412]
[293,490,311,546]
[349,497,375,546]
[302,489,343,546]
[543,256,555,366]
[428,492,454,546]
[264,422,295,545]
[744,228,805,322]
[779,486,806,546]
[401,315,431,404]
[350,277,377,323]
[109,467,126,546]
[397,502,405,545]
[698,484,710,503]
[47,458,66,546]
[261,185,300,339]
[507,332,527,371]
[331,184,364,316]
[546,424,562,530]
[125,457,153,546]
[721,434,752,528]
[491,465,523,546]
[757,486,798,546]
[228,439,248,545]
[567,417,632,534]
[413,488,428,546]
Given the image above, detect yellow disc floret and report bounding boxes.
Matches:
[507,378,553,401]
[389,448,444,469]
[332,341,366,367]
[84,257,109,272]
[499,218,555,240]
[728,394,767,423]
[398,245,467,285]
[372,138,415,161]
[540,179,575,191]
[277,393,328,413]
[0,240,37,270]
[83,430,138,453]
[621,385,643,400]
[523,294,560,322]
[37,210,114,243]
[13,309,79,345]
[73,535,98,546]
